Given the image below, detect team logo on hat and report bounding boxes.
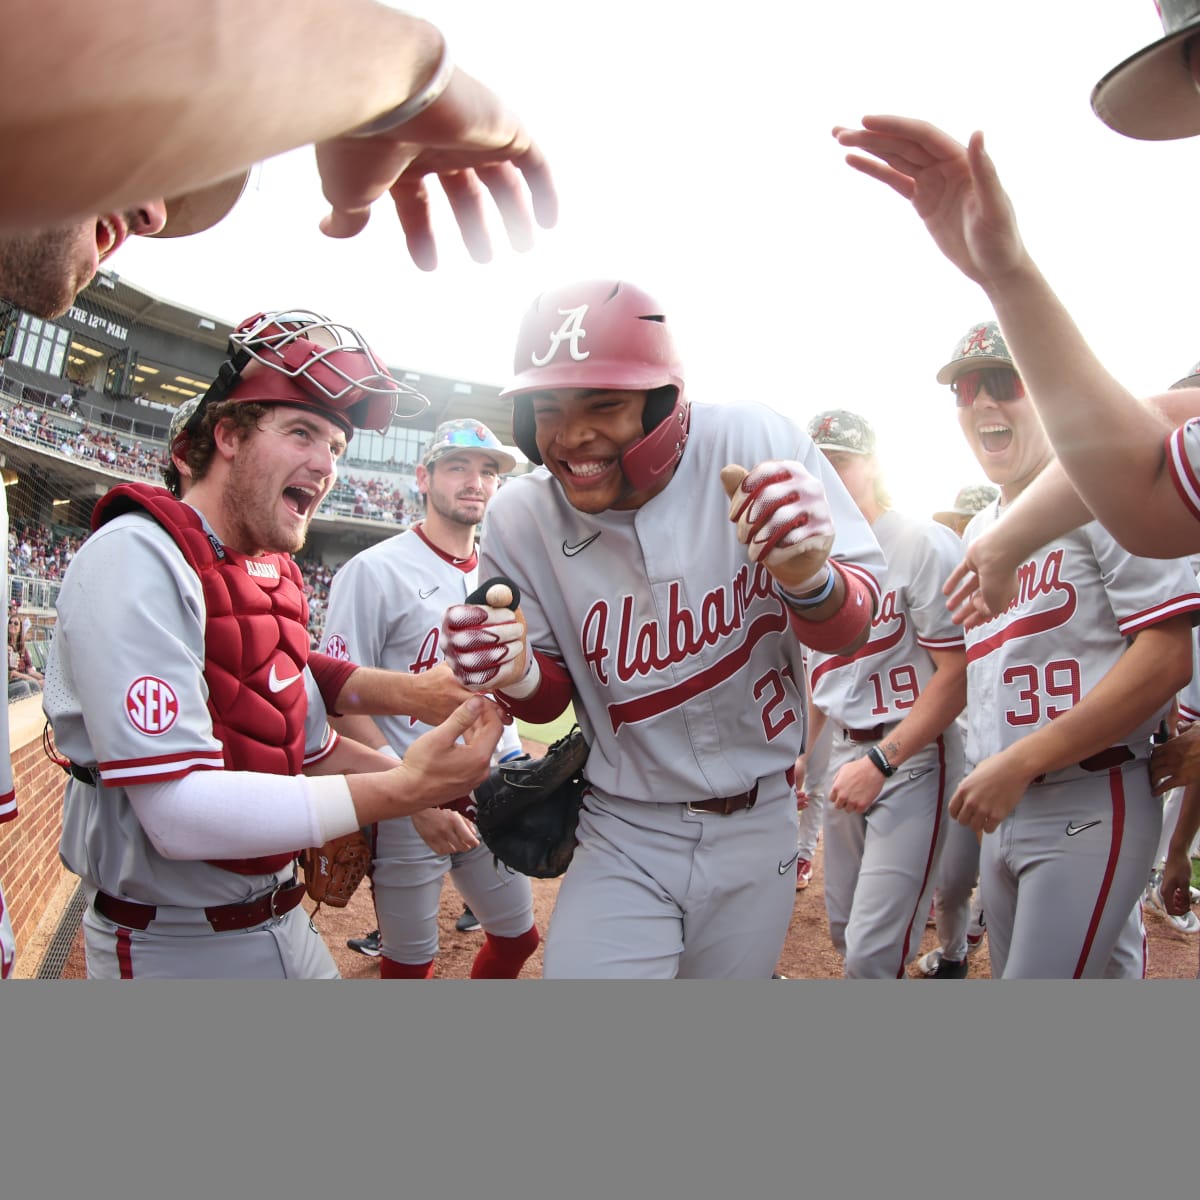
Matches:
[936,320,1015,384]
[807,409,876,455]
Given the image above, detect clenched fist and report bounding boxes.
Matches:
[441,577,529,692]
[721,461,835,593]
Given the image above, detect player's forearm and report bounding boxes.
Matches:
[328,712,392,754]
[1001,619,1194,783]
[876,651,967,770]
[1167,780,1200,862]
[333,662,472,726]
[0,0,443,227]
[984,263,1180,546]
[128,771,357,859]
[979,462,1094,562]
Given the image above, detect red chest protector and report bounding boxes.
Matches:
[93,483,310,875]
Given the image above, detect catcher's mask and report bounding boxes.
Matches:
[180,309,429,445]
[501,279,690,493]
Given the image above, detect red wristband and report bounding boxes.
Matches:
[787,563,875,654]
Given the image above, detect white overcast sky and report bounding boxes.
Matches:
[112,1,1200,517]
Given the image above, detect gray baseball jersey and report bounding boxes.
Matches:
[45,510,337,977]
[807,510,966,977]
[481,402,886,806]
[961,502,1200,976]
[322,523,532,965]
[480,401,886,977]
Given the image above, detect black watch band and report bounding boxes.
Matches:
[867,745,896,778]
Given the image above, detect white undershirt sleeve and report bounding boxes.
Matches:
[128,771,359,860]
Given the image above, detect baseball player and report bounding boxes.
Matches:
[803,410,967,978]
[45,310,502,978]
[162,395,481,737]
[925,321,1200,977]
[916,482,999,978]
[440,278,886,979]
[321,419,539,979]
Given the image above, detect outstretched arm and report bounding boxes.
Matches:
[1,0,556,267]
[834,115,1199,557]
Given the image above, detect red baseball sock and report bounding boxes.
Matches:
[380,955,435,979]
[470,925,540,979]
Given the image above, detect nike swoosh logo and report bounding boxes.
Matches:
[419,587,439,599]
[562,532,601,557]
[268,663,303,693]
[778,852,800,875]
[908,766,935,781]
[1065,820,1101,837]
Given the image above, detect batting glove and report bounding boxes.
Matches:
[441,602,529,691]
[722,461,835,594]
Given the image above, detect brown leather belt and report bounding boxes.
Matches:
[1078,746,1135,773]
[93,877,307,933]
[1033,745,1136,785]
[687,783,759,816]
[844,725,886,744]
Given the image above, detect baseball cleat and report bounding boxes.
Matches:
[795,858,813,890]
[455,905,482,934]
[1144,872,1200,933]
[347,928,381,957]
[913,948,969,979]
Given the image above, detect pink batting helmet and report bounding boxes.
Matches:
[501,279,690,493]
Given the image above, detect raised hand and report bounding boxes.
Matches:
[832,115,1028,293]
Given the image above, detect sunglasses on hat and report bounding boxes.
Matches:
[952,368,1025,408]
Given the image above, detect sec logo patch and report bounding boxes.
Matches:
[324,634,350,661]
[126,676,179,735]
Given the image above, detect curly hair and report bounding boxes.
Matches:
[161,400,268,496]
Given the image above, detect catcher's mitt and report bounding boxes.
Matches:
[472,726,589,878]
[300,828,372,911]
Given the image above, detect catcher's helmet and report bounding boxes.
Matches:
[501,280,690,493]
[184,309,428,443]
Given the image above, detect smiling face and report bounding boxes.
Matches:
[419,449,501,530]
[954,372,1052,503]
[215,406,344,555]
[529,387,668,513]
[0,201,167,318]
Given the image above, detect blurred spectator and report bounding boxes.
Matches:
[8,613,42,700]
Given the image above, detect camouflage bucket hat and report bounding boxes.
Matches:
[807,409,876,455]
[935,483,999,522]
[936,321,1015,385]
[168,395,203,454]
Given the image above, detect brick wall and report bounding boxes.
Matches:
[1,697,75,968]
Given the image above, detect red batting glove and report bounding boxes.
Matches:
[441,602,528,691]
[723,461,835,593]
